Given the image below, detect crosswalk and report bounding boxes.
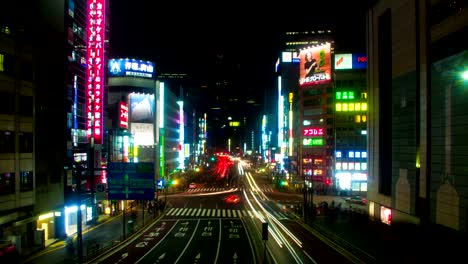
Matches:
[164,207,288,220]
[186,187,275,193]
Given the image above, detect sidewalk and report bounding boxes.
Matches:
[297,199,467,263]
[20,204,162,264]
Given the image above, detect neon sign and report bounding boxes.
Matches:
[303,138,324,146]
[119,102,128,129]
[85,0,105,144]
[303,127,324,136]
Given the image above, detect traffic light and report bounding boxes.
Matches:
[171,179,179,186]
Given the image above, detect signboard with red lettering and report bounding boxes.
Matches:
[119,102,128,129]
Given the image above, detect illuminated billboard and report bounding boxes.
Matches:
[131,123,153,146]
[108,58,155,79]
[299,43,332,87]
[334,53,367,70]
[85,0,106,144]
[129,93,155,123]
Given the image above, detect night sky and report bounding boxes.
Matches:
[109,1,368,150]
[109,0,367,88]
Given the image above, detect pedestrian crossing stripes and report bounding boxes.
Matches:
[164,207,287,220]
[186,187,275,193]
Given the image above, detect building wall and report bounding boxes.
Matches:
[0,26,35,241]
[367,0,468,232]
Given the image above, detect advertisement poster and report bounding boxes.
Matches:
[129,93,155,123]
[299,43,332,87]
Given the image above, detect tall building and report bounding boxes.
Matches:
[367,0,467,232]
[333,53,368,195]
[0,0,111,251]
[0,1,35,250]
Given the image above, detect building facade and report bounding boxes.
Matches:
[367,0,467,232]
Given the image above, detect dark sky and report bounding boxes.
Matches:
[109,1,368,85]
[109,1,368,150]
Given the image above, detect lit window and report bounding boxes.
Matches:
[349,162,354,170]
[355,115,361,123]
[336,151,342,158]
[336,92,341,100]
[349,103,355,111]
[343,163,348,170]
[355,151,361,158]
[361,103,367,111]
[362,152,367,158]
[355,163,361,170]
[343,91,348,99]
[361,163,367,170]
[336,103,342,111]
[0,53,4,72]
[349,91,355,99]
[362,115,367,122]
[336,163,342,170]
[343,103,348,111]
[349,151,354,158]
[355,103,361,111]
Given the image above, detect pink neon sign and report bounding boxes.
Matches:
[303,127,324,136]
[85,0,105,144]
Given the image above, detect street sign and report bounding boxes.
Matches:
[107,162,155,200]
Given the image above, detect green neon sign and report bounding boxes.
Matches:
[303,137,324,146]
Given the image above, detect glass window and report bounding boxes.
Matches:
[355,163,361,170]
[349,151,354,158]
[336,151,342,158]
[20,171,33,192]
[0,131,15,153]
[19,132,33,153]
[20,96,33,117]
[361,163,367,170]
[336,103,342,111]
[355,151,361,158]
[0,92,15,114]
[336,162,342,170]
[0,172,15,195]
[362,151,367,158]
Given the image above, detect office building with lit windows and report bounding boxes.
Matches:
[0,0,111,250]
[332,53,368,195]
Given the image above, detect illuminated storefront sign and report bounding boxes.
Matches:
[335,53,367,70]
[119,102,128,129]
[108,58,155,79]
[303,127,324,136]
[299,42,332,87]
[303,138,324,146]
[85,0,105,144]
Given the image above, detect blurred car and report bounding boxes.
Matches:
[188,183,197,189]
[344,196,368,205]
[225,194,241,204]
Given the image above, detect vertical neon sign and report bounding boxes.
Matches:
[85,0,105,144]
[177,101,184,169]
